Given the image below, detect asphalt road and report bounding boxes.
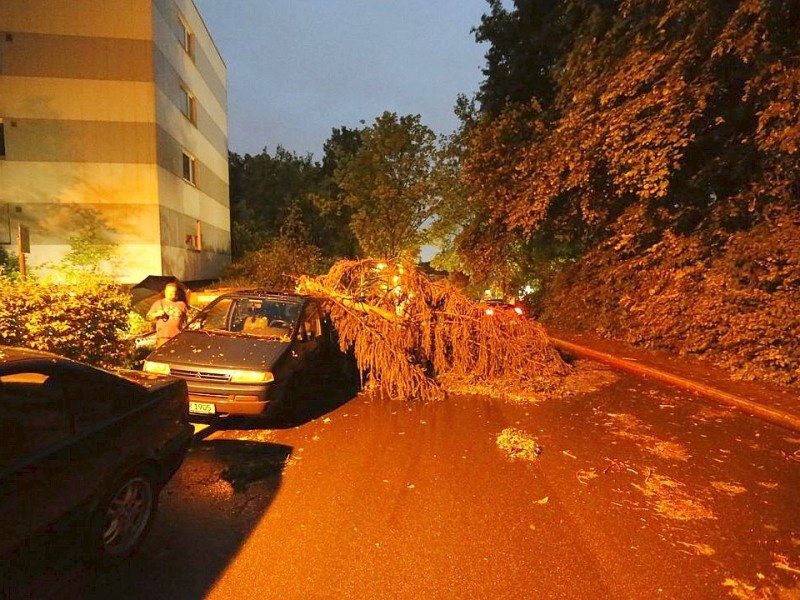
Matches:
[7,363,800,599]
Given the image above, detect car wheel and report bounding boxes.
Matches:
[88,466,159,562]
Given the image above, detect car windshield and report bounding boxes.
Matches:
[188,297,301,340]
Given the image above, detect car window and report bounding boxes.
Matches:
[0,372,71,467]
[224,298,302,338]
[189,296,305,338]
[198,298,234,330]
[230,299,260,332]
[61,372,134,432]
[300,304,322,340]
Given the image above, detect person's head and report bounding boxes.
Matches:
[164,282,179,302]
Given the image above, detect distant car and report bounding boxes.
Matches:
[480,298,526,317]
[143,290,337,419]
[0,346,192,562]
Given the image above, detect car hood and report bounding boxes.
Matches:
[116,369,186,392]
[149,330,290,370]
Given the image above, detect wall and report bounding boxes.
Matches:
[0,0,230,283]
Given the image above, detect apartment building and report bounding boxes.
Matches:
[0,0,231,283]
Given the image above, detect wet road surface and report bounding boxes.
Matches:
[6,363,800,599]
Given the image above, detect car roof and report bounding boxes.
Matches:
[214,289,312,302]
[0,346,62,364]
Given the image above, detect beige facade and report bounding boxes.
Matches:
[0,0,230,283]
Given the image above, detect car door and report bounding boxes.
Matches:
[58,366,141,502]
[0,367,80,555]
[291,301,323,375]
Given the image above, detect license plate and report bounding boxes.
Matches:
[189,401,216,415]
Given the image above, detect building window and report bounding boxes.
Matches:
[182,151,196,185]
[179,85,197,124]
[179,16,195,58]
[184,220,202,251]
[0,120,6,158]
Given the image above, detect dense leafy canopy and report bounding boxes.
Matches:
[228,145,358,260]
[333,112,439,259]
[455,0,800,386]
[465,0,800,244]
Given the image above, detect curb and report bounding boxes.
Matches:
[549,336,800,434]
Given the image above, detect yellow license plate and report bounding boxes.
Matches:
[189,401,216,415]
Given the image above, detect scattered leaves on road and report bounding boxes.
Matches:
[722,577,800,600]
[561,360,620,396]
[773,554,800,576]
[723,578,757,599]
[677,541,716,556]
[633,473,715,521]
[693,405,735,422]
[206,429,276,443]
[711,481,748,496]
[496,427,542,461]
[604,413,691,461]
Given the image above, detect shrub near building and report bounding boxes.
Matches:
[0,276,133,369]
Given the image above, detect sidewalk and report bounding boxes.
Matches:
[546,328,800,434]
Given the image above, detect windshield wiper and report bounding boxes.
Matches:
[199,328,237,336]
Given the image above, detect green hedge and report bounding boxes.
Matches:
[0,277,134,369]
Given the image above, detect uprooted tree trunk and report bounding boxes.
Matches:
[297,258,570,402]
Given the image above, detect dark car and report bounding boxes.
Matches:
[480,298,526,317]
[142,290,335,419]
[0,346,192,562]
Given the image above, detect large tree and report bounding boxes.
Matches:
[333,112,439,259]
[464,0,800,251]
[228,143,358,260]
[474,0,562,117]
[457,0,800,386]
[309,126,363,259]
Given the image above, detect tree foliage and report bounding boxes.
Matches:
[0,276,133,369]
[218,235,329,291]
[333,112,439,259]
[475,0,562,116]
[465,0,800,244]
[228,146,358,259]
[456,0,800,387]
[0,246,19,279]
[541,208,800,386]
[298,259,569,402]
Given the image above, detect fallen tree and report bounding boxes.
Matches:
[297,258,570,402]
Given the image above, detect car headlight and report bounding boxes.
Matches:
[230,370,275,384]
[143,360,171,375]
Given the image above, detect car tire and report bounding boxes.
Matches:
[87,465,159,562]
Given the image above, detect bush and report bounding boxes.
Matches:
[219,236,330,291]
[0,276,135,369]
[0,246,20,279]
[541,209,800,389]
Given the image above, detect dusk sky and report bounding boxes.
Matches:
[192,0,496,160]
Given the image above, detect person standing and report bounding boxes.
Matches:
[147,282,188,348]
